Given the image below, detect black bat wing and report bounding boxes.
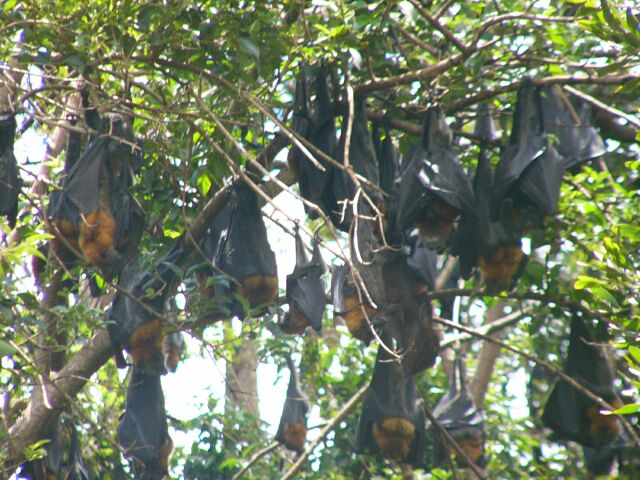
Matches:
[513,142,564,217]
[420,107,475,213]
[0,114,21,226]
[373,125,399,197]
[395,145,431,229]
[62,137,107,215]
[494,80,546,201]
[406,237,438,292]
[541,378,584,443]
[541,85,606,169]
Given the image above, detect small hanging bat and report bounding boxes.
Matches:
[279,230,326,335]
[355,337,426,466]
[276,355,310,453]
[331,264,382,344]
[0,113,21,228]
[396,106,474,252]
[542,314,622,448]
[451,103,528,293]
[540,85,606,170]
[118,366,173,480]
[432,353,486,468]
[108,238,185,375]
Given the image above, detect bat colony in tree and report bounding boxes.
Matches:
[17,62,630,479]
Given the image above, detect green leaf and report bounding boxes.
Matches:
[197,172,212,196]
[238,37,260,61]
[629,345,640,364]
[0,339,16,357]
[610,403,640,415]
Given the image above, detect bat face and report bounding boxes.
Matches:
[0,113,20,227]
[118,367,172,479]
[214,182,278,314]
[276,357,310,453]
[283,233,326,334]
[476,244,526,294]
[542,316,622,448]
[355,343,426,466]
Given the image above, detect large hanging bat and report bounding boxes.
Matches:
[288,65,337,219]
[432,354,485,468]
[47,113,144,282]
[331,264,383,344]
[276,355,310,453]
[396,106,474,252]
[540,85,605,170]
[279,230,326,335]
[118,366,173,480]
[212,181,278,316]
[108,238,185,375]
[451,103,528,293]
[541,314,622,448]
[0,113,21,228]
[493,79,564,231]
[355,338,426,466]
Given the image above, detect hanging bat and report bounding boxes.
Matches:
[118,366,173,480]
[212,181,278,316]
[541,314,622,448]
[380,252,439,375]
[108,237,185,375]
[371,123,400,236]
[279,230,326,335]
[162,331,185,373]
[396,106,474,252]
[47,113,144,282]
[540,85,606,170]
[432,354,485,468]
[451,103,528,293]
[493,79,564,231]
[326,95,381,232]
[331,264,383,344]
[288,65,336,219]
[0,113,21,228]
[355,337,426,466]
[276,355,310,453]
